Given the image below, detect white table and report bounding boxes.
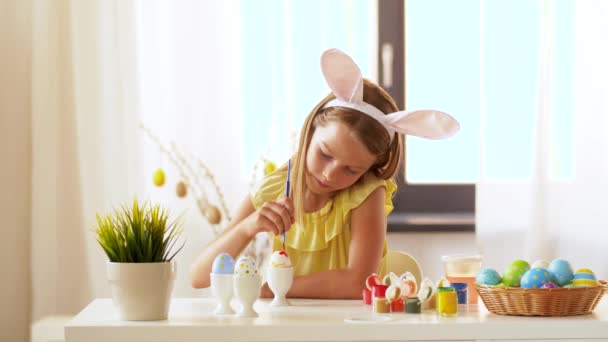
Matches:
[65,298,608,342]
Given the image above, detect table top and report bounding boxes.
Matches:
[65,297,608,342]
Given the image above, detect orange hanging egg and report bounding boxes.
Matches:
[176,181,188,198]
[205,205,222,225]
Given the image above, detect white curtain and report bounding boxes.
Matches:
[476,0,608,276]
[29,1,376,332]
[30,0,244,323]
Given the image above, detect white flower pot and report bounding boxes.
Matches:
[106,261,176,321]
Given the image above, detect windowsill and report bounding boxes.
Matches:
[387,212,475,232]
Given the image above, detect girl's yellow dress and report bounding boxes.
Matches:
[251,169,397,277]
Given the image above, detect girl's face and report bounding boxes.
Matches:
[305,121,377,195]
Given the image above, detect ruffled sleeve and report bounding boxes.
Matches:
[340,174,398,218]
[250,169,287,209]
[283,173,397,252]
[326,174,397,242]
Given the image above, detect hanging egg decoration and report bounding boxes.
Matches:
[205,205,222,225]
[264,161,277,175]
[153,169,166,187]
[176,181,188,198]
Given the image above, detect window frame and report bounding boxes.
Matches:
[378,0,475,232]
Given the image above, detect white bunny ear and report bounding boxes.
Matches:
[321,49,363,103]
[382,110,460,139]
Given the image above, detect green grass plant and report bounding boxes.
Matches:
[94,199,185,263]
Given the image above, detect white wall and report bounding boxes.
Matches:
[0,1,32,341]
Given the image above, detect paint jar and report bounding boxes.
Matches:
[371,285,390,314]
[436,287,458,316]
[390,299,404,313]
[405,297,421,313]
[451,282,468,305]
[371,284,388,298]
[373,297,390,313]
[362,289,372,305]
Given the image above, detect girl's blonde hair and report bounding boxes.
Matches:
[290,79,404,226]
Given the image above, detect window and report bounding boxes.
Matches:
[240,0,376,171]
[382,0,574,231]
[240,0,574,232]
[380,0,475,232]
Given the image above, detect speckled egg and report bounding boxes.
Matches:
[521,267,552,289]
[511,259,531,272]
[540,282,559,289]
[211,253,235,274]
[234,256,259,277]
[548,259,573,286]
[503,260,530,287]
[572,268,598,287]
[476,268,502,286]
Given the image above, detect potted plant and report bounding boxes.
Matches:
[94,198,185,320]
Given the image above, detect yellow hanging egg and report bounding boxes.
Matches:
[176,181,188,198]
[205,205,222,225]
[264,161,276,175]
[153,169,165,186]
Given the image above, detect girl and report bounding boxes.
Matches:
[190,49,459,299]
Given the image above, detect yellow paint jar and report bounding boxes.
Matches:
[373,297,390,314]
[436,287,457,316]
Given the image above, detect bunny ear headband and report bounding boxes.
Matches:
[321,48,460,141]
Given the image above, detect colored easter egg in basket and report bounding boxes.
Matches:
[503,263,528,287]
[510,259,531,273]
[572,268,598,287]
[476,268,502,286]
[494,283,506,288]
[521,267,552,289]
[365,274,382,290]
[548,258,573,286]
[540,282,559,289]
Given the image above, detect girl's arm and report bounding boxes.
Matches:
[261,186,387,299]
[190,196,294,289]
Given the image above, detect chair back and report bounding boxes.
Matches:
[379,250,423,284]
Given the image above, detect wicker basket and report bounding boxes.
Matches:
[475,280,608,316]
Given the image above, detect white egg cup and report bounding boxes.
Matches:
[267,267,294,307]
[210,273,235,315]
[233,275,262,317]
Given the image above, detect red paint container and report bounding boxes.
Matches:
[371,284,388,298]
[362,289,372,305]
[390,299,404,312]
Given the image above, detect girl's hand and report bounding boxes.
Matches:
[260,283,273,298]
[244,197,294,237]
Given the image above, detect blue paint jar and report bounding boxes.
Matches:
[451,282,468,304]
